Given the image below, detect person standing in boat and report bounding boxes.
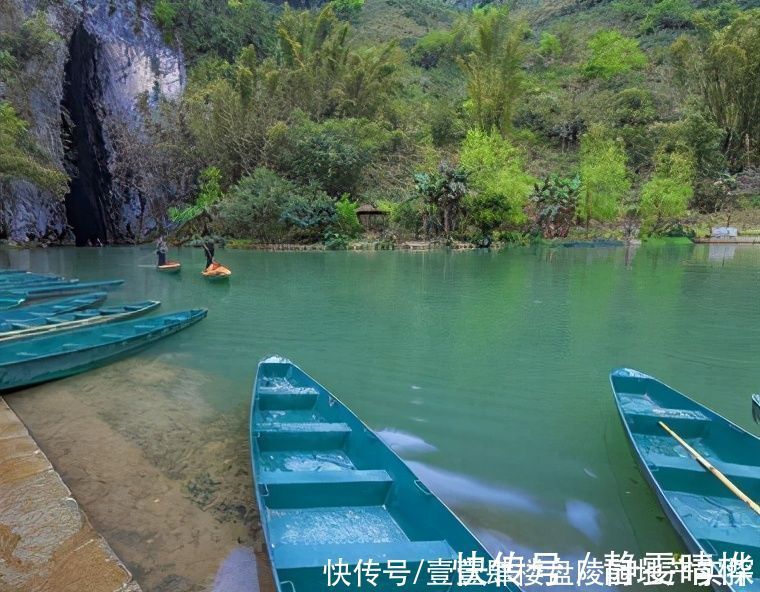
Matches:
[201,230,215,271]
[156,235,168,267]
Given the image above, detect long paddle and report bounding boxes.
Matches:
[658,421,760,516]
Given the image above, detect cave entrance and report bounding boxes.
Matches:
[61,23,111,246]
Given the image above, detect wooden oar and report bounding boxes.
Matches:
[658,421,760,516]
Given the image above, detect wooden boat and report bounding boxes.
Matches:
[202,262,231,280]
[157,261,181,273]
[611,368,760,592]
[0,278,79,292]
[251,357,519,592]
[0,292,107,325]
[0,272,62,284]
[0,309,207,390]
[0,280,124,309]
[0,300,160,342]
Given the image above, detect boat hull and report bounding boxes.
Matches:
[158,262,181,274]
[0,293,108,325]
[202,263,231,280]
[0,300,160,342]
[0,309,206,390]
[610,369,760,592]
[251,357,521,592]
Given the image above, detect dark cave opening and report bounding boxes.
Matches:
[61,24,111,246]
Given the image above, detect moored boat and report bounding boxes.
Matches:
[251,357,521,592]
[0,300,160,342]
[0,308,207,390]
[158,261,182,273]
[0,292,107,325]
[0,279,124,309]
[0,278,79,292]
[0,272,63,284]
[610,368,760,592]
[202,262,231,280]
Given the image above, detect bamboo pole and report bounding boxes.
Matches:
[658,421,760,516]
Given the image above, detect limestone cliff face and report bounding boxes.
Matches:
[2,0,184,244]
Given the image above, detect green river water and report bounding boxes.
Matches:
[2,242,759,591]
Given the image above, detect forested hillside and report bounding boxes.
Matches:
[2,0,759,244]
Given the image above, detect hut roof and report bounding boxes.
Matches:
[356,204,385,214]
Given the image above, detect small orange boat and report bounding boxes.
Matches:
[202,262,231,280]
[157,261,182,274]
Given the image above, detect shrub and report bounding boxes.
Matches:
[216,168,290,242]
[583,30,647,80]
[330,0,365,20]
[539,32,562,59]
[153,0,177,31]
[641,0,693,33]
[579,124,631,228]
[267,117,392,197]
[334,195,363,238]
[280,190,337,243]
[412,30,457,68]
[639,146,695,234]
[377,198,422,235]
[459,129,535,235]
[530,174,581,238]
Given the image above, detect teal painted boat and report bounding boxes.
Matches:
[251,357,520,592]
[0,309,207,390]
[0,279,124,309]
[0,272,62,284]
[0,278,79,292]
[752,394,760,424]
[0,300,160,342]
[611,368,760,592]
[0,293,107,325]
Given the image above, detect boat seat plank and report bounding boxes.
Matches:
[258,392,319,411]
[258,385,320,396]
[273,540,455,570]
[257,422,351,434]
[260,470,393,508]
[260,469,391,486]
[647,452,759,481]
[668,492,760,550]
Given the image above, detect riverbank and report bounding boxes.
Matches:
[0,398,141,592]
[4,359,275,592]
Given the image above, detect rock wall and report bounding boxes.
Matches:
[1,0,184,244]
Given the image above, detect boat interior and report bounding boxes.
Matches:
[252,360,508,592]
[612,372,760,568]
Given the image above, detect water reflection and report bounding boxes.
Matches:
[375,428,437,454]
[565,499,602,543]
[211,548,259,592]
[406,460,541,514]
[708,243,737,262]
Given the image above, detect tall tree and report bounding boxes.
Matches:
[671,10,760,167]
[639,145,695,234]
[579,124,630,231]
[457,7,527,137]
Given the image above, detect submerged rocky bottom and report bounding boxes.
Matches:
[6,358,273,592]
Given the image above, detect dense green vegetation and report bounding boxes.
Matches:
[2,0,760,244]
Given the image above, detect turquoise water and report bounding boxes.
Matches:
[3,242,759,589]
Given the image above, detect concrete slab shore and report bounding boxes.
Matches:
[0,398,142,592]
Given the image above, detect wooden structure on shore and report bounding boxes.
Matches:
[693,236,760,244]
